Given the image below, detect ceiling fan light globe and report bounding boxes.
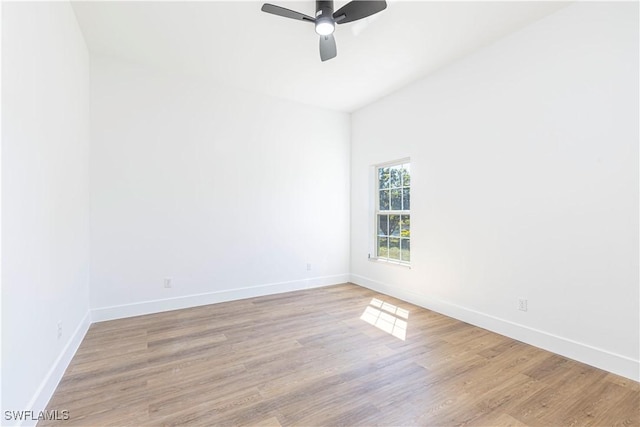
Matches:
[315,19,335,36]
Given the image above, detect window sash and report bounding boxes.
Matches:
[374,161,410,264]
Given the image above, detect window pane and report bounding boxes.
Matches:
[378,167,390,189]
[389,215,400,236]
[375,161,410,264]
[400,215,410,238]
[390,167,402,188]
[379,190,389,210]
[402,188,410,210]
[401,239,410,262]
[378,215,388,236]
[377,237,389,257]
[390,189,402,210]
[389,238,400,260]
[401,166,410,186]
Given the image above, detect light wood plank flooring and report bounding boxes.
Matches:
[41,283,639,426]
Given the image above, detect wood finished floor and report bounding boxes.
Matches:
[42,283,639,426]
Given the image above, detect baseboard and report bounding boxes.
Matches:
[17,311,92,427]
[91,274,351,323]
[350,274,640,382]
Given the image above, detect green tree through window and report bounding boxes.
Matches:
[376,161,410,263]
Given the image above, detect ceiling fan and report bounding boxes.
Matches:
[261,0,387,62]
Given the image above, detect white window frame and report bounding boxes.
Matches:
[370,158,411,267]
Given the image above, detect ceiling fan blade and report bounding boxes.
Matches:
[261,3,315,23]
[333,1,387,24]
[319,34,337,62]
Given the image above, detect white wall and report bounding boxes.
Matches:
[89,56,350,319]
[1,1,91,422]
[351,2,639,380]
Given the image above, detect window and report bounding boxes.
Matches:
[375,160,410,264]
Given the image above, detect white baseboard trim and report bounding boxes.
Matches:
[350,274,640,382]
[91,274,351,323]
[18,311,92,427]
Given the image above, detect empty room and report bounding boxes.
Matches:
[1,0,638,426]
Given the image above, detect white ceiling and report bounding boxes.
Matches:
[71,1,569,112]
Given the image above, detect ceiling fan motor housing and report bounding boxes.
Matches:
[316,0,334,19]
[315,0,335,36]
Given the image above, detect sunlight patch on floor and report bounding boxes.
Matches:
[360,298,409,340]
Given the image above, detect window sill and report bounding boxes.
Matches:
[368,257,411,269]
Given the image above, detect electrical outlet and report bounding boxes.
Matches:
[306,263,312,271]
[57,321,62,339]
[518,298,528,312]
[164,278,172,288]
